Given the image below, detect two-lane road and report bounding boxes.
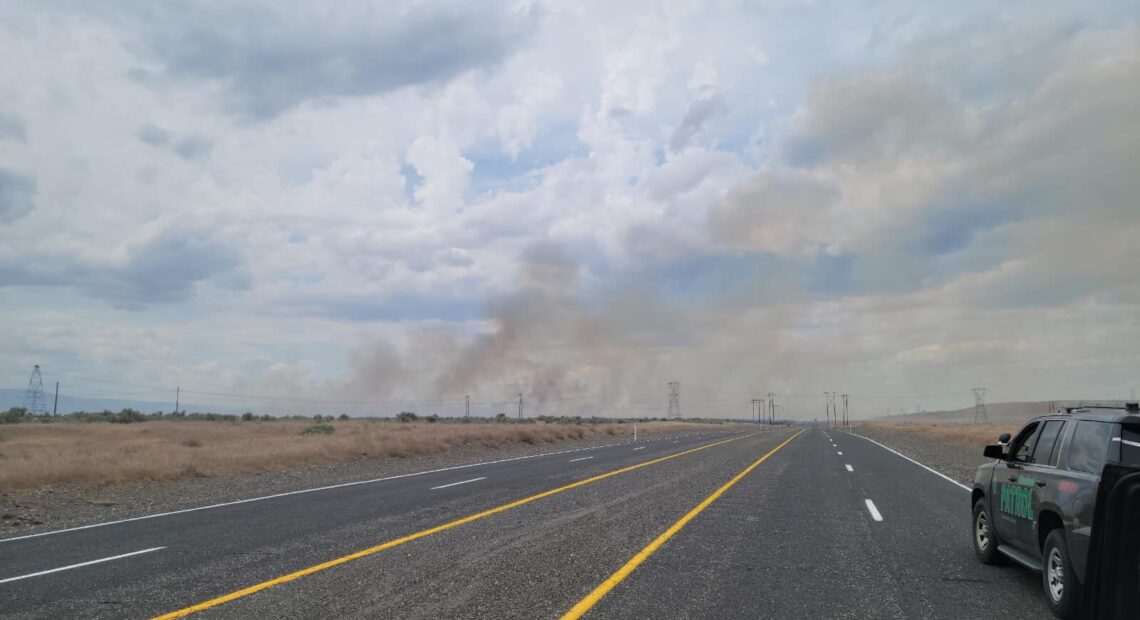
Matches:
[1,427,1052,618]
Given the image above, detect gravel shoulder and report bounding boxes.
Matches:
[849,423,989,486]
[0,428,711,539]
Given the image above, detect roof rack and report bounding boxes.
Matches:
[1063,401,1139,414]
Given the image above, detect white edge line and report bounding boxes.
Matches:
[0,430,739,544]
[0,438,640,543]
[568,456,595,462]
[0,547,165,584]
[843,430,970,492]
[864,499,883,522]
[632,446,646,451]
[845,464,854,472]
[430,477,486,490]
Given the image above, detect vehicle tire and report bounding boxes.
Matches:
[1042,529,1081,619]
[972,499,1003,565]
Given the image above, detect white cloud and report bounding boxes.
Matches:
[406,136,475,215]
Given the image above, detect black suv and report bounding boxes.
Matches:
[971,403,1140,618]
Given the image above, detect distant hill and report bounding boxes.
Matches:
[871,400,1131,424]
[0,388,244,415]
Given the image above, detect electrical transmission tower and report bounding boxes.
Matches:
[767,392,775,424]
[23,365,48,415]
[823,392,838,427]
[972,387,989,424]
[842,393,849,428]
[667,382,681,419]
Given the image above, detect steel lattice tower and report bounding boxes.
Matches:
[667,382,681,419]
[23,365,48,415]
[972,387,988,424]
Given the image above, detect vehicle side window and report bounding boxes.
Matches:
[1032,420,1066,466]
[1009,422,1041,463]
[1067,421,1114,474]
[1120,426,1140,466]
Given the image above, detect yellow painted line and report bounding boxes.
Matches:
[152,433,756,619]
[560,429,804,620]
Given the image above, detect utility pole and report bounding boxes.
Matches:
[751,399,764,424]
[175,386,180,415]
[518,393,523,420]
[465,394,470,421]
[972,387,988,424]
[823,392,833,427]
[767,392,775,424]
[53,381,59,416]
[842,393,849,427]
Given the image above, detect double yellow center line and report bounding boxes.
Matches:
[561,429,804,618]
[154,433,757,619]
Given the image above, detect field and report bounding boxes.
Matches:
[857,421,1016,449]
[0,419,728,490]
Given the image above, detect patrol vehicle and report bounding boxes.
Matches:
[970,402,1140,618]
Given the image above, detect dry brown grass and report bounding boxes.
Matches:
[860,421,1017,449]
[0,420,730,490]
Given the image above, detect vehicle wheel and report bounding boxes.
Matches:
[972,500,1003,565]
[1042,529,1080,619]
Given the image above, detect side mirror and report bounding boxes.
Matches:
[998,432,1011,444]
[984,444,1006,459]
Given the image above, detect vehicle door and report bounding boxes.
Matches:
[1058,420,1116,582]
[992,420,1041,552]
[1020,418,1068,558]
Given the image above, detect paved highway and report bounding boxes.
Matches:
[1,427,1052,619]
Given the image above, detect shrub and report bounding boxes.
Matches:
[2,408,27,424]
[112,409,146,424]
[338,413,350,421]
[241,412,255,422]
[301,423,335,435]
[396,411,418,423]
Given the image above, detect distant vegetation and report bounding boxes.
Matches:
[2,406,709,426]
[858,421,1018,449]
[1,406,267,424]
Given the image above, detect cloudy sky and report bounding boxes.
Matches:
[1,0,1137,418]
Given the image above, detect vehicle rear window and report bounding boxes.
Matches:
[1120,426,1140,466]
[1067,421,1114,474]
[1032,420,1066,465]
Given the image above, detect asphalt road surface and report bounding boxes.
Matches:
[0,426,1053,619]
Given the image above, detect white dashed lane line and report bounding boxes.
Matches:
[568,456,595,463]
[430,477,487,490]
[865,499,883,522]
[845,464,854,472]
